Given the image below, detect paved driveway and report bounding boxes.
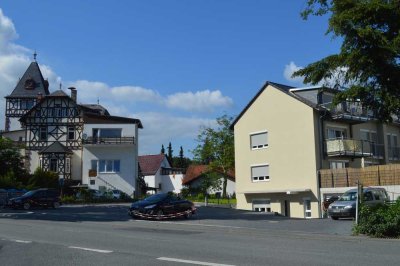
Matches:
[0,203,353,236]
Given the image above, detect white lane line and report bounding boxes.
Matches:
[68,246,113,253]
[157,257,235,266]
[135,220,243,229]
[13,240,32,243]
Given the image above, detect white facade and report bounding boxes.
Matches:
[142,156,184,194]
[82,123,139,196]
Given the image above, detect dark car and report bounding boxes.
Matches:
[328,187,389,220]
[129,193,196,219]
[8,188,61,210]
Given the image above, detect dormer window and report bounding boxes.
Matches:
[25,78,36,90]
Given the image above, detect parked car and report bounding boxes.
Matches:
[129,193,196,219]
[111,189,122,199]
[88,189,104,199]
[7,188,61,210]
[328,187,389,220]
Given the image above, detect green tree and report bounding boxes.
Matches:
[293,0,400,121]
[193,115,234,198]
[167,142,173,166]
[160,144,165,154]
[28,167,59,189]
[198,172,222,196]
[0,137,28,188]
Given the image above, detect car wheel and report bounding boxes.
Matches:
[23,202,31,210]
[156,210,164,220]
[331,216,339,220]
[184,209,192,219]
[53,202,60,209]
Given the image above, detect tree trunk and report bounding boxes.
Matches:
[222,176,227,198]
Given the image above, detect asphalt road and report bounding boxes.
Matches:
[0,204,398,266]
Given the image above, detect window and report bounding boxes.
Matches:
[93,160,121,173]
[250,132,268,149]
[50,159,58,172]
[387,133,399,159]
[252,199,271,212]
[327,127,347,139]
[65,158,71,173]
[93,128,122,138]
[68,127,75,140]
[40,127,47,141]
[251,165,269,182]
[303,198,312,218]
[329,161,349,169]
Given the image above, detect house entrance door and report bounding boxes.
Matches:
[284,200,290,217]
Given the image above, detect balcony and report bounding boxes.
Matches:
[325,138,384,158]
[83,136,135,145]
[324,101,374,123]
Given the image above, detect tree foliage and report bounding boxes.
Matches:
[294,0,400,121]
[27,167,59,190]
[193,115,234,197]
[0,137,26,178]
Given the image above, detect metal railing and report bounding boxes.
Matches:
[388,146,400,161]
[83,136,135,145]
[325,138,384,158]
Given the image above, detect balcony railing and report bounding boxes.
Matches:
[325,138,384,158]
[83,136,135,145]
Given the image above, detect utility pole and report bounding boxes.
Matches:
[356,181,363,224]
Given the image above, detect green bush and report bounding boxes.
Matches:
[354,199,400,238]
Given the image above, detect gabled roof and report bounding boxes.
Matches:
[80,104,110,116]
[182,165,235,185]
[82,113,143,128]
[6,61,50,98]
[230,81,326,129]
[39,141,72,154]
[138,154,167,175]
[48,90,69,97]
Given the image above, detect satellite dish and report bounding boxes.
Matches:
[83,133,88,140]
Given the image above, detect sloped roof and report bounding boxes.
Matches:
[39,141,72,154]
[230,81,327,129]
[82,113,143,128]
[6,61,50,98]
[138,154,166,175]
[182,165,235,185]
[48,90,69,97]
[80,104,110,116]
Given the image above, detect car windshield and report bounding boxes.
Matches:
[143,193,168,204]
[338,191,357,201]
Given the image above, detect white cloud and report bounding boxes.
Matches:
[284,61,304,85]
[0,8,230,156]
[132,112,216,156]
[166,90,233,112]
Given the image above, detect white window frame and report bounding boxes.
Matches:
[329,160,349,169]
[251,164,270,182]
[93,159,121,174]
[303,197,312,219]
[252,199,271,212]
[250,130,268,150]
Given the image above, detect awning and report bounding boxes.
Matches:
[238,188,312,194]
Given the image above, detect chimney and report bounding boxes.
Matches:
[68,87,77,102]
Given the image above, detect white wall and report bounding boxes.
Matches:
[82,145,137,196]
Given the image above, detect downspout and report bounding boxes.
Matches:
[317,107,328,218]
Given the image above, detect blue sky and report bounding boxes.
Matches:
[0,1,341,157]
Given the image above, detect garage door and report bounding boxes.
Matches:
[252,199,271,212]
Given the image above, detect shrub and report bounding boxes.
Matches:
[354,199,400,238]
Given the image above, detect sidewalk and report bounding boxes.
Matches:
[194,201,236,209]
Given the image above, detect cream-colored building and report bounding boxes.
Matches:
[231,81,400,218]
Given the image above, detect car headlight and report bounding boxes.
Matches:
[328,204,333,209]
[144,204,157,209]
[344,205,353,209]
[14,199,21,203]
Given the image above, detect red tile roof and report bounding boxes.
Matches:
[138,154,166,175]
[182,165,235,185]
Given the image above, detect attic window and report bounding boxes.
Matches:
[25,78,36,90]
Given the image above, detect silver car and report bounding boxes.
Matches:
[328,187,389,220]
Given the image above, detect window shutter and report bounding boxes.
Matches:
[251,132,268,148]
[251,165,268,177]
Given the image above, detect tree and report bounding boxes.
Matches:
[193,115,235,198]
[160,144,165,154]
[27,167,59,190]
[293,0,400,121]
[167,142,173,166]
[198,172,222,196]
[0,137,28,187]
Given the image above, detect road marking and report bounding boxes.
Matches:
[13,240,32,243]
[68,246,113,253]
[135,220,243,229]
[157,257,235,266]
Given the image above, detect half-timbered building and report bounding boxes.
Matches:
[2,59,142,196]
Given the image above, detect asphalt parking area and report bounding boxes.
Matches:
[0,204,354,236]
